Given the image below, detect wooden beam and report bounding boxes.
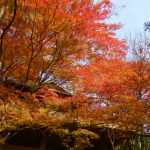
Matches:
[0,144,39,150]
[0,144,6,150]
[40,134,47,150]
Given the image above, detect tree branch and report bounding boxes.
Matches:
[0,0,17,61]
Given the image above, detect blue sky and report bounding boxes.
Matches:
[109,0,150,38]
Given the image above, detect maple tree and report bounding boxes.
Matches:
[0,0,127,87]
[0,0,150,149]
[71,33,150,135]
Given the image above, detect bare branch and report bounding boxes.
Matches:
[0,0,17,61]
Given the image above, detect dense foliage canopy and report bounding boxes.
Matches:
[0,0,149,149]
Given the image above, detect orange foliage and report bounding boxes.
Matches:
[0,0,149,136]
[0,0,127,86]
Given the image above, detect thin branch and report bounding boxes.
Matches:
[0,0,17,60]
